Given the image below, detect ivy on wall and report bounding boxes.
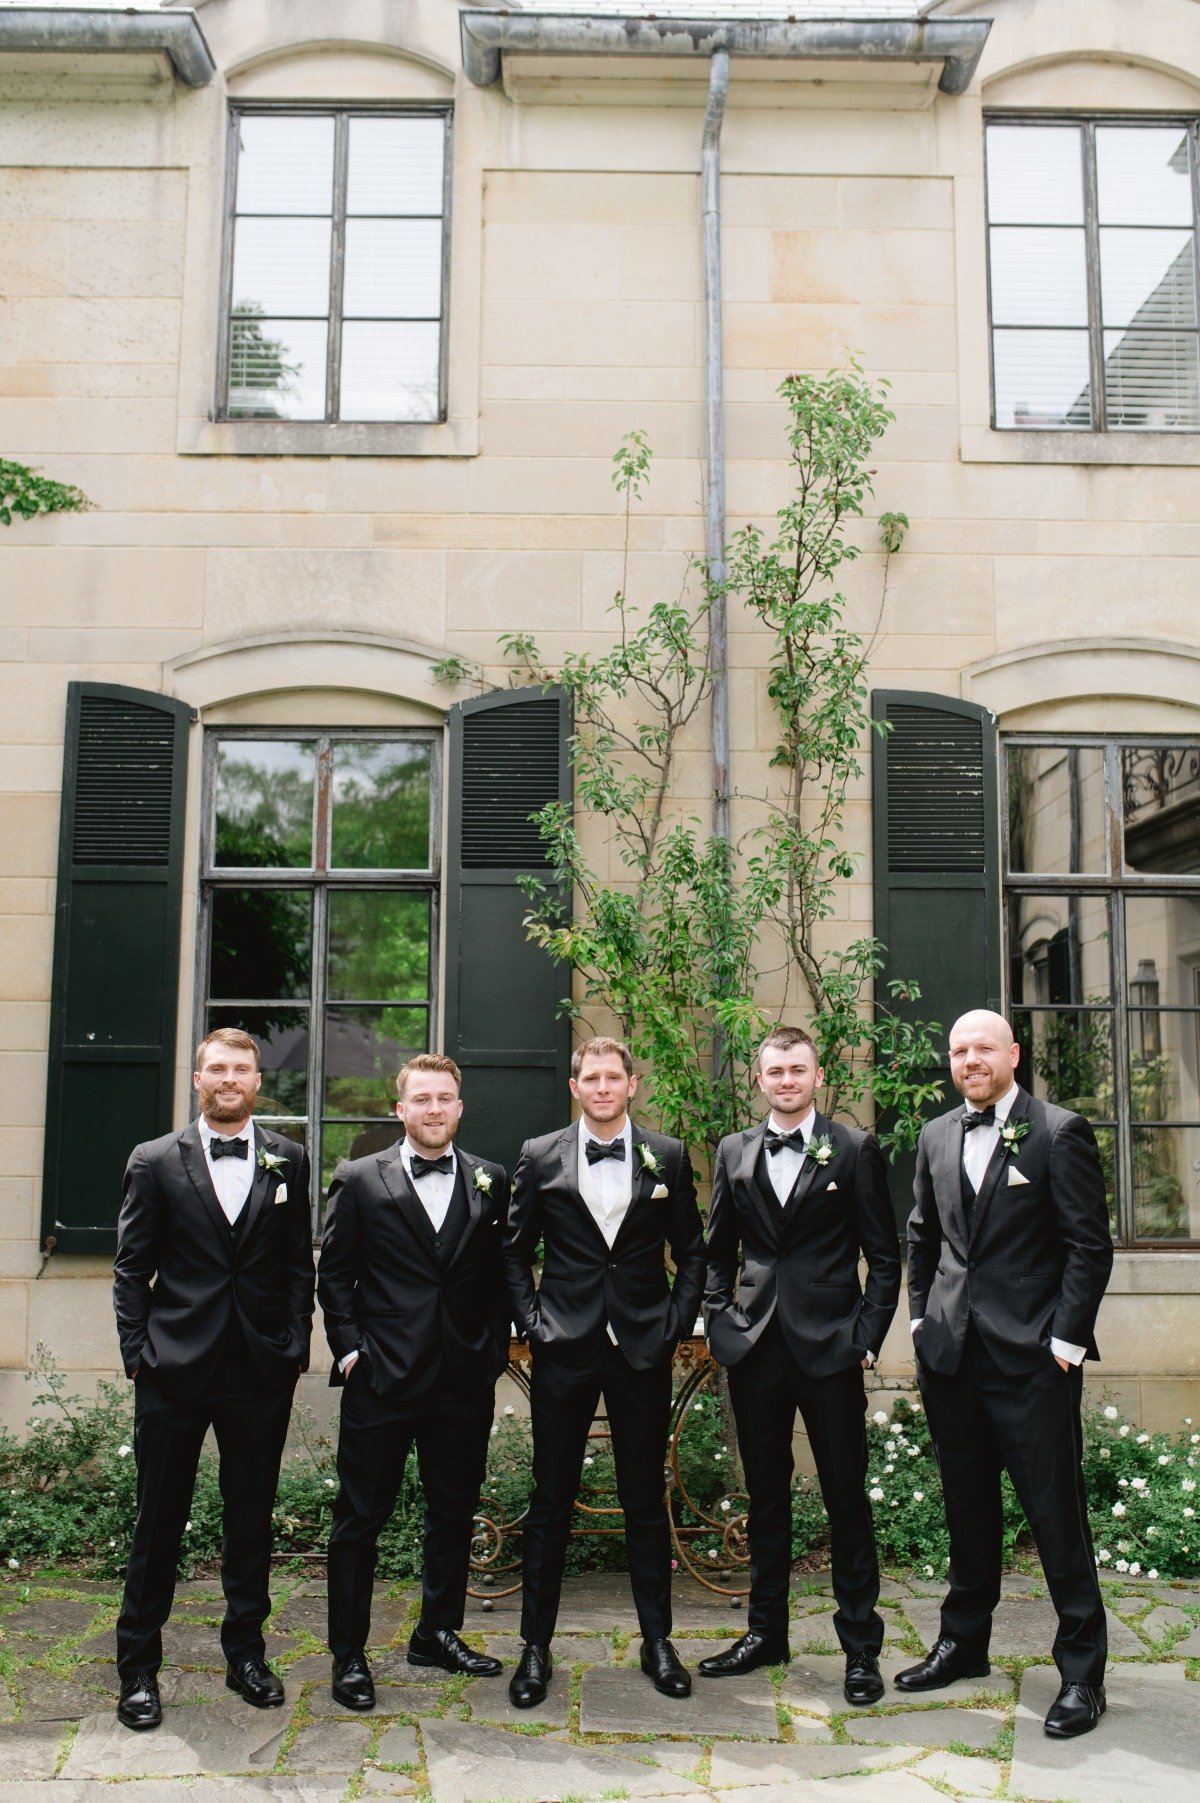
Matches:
[0,460,90,527]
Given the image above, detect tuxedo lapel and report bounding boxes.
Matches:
[934,1110,971,1244]
[378,1144,440,1265]
[608,1126,655,1252]
[738,1124,781,1242]
[236,1126,273,1250]
[178,1123,234,1255]
[969,1088,1032,1245]
[446,1149,485,1270]
[779,1113,828,1231]
[559,1126,613,1249]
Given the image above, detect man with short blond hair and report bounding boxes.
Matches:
[113,1027,314,1730]
[318,1053,511,1710]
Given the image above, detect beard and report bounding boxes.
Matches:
[197,1080,256,1123]
[406,1118,455,1152]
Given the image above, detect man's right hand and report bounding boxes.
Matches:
[340,1351,359,1377]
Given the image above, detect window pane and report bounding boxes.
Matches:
[205,1005,310,1115]
[1131,1125,1200,1239]
[235,114,334,215]
[1101,229,1195,331]
[232,217,331,319]
[1125,894,1200,1005]
[993,329,1092,428]
[228,315,328,421]
[1007,892,1111,1005]
[323,1005,428,1115]
[986,124,1084,225]
[330,741,432,871]
[215,741,315,867]
[339,320,440,422]
[327,891,430,1001]
[321,1121,400,1208]
[209,889,312,1000]
[346,115,445,216]
[1127,1011,1200,1122]
[1008,746,1106,875]
[343,218,443,318]
[1096,126,1192,226]
[1103,328,1200,429]
[1012,1007,1113,1114]
[989,228,1088,326]
[1122,746,1200,870]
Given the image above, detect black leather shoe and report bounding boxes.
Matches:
[117,1670,162,1731]
[331,1652,376,1711]
[508,1643,553,1709]
[697,1632,790,1677]
[1044,1680,1106,1738]
[893,1636,990,1692]
[226,1655,284,1708]
[844,1653,885,1706]
[408,1626,502,1677]
[640,1638,691,1698]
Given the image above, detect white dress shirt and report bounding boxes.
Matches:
[401,1137,457,1232]
[763,1109,814,1205]
[578,1117,634,1344]
[910,1084,1085,1366]
[200,1120,254,1224]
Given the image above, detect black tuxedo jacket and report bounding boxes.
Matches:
[503,1123,705,1371]
[113,1122,314,1400]
[317,1141,511,1403]
[907,1087,1114,1378]
[704,1115,900,1378]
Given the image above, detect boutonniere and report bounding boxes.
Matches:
[637,1143,661,1175]
[473,1166,493,1194]
[807,1135,835,1168]
[999,1119,1031,1155]
[257,1148,287,1175]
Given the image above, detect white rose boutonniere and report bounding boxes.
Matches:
[473,1166,493,1194]
[637,1143,661,1175]
[257,1148,287,1175]
[807,1135,835,1168]
[999,1119,1031,1155]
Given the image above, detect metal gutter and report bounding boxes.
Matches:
[0,6,216,86]
[701,47,730,846]
[460,12,992,96]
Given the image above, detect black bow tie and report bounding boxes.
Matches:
[765,1127,806,1155]
[963,1106,997,1132]
[585,1137,626,1165]
[209,1137,248,1161]
[410,1153,454,1179]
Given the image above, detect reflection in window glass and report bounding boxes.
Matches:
[328,891,430,1000]
[215,741,315,867]
[1122,745,1200,871]
[1008,744,1106,874]
[1007,892,1111,1005]
[1013,1006,1113,1116]
[1125,894,1200,1005]
[209,890,312,1001]
[1131,1126,1198,1239]
[330,741,432,870]
[322,1121,400,1200]
[323,1006,427,1116]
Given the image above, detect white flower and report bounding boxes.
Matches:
[1103,1405,1119,1421]
[472,1167,493,1195]
[1145,1526,1158,1538]
[720,1499,731,1512]
[913,1491,925,1503]
[1183,1479,1196,1493]
[1120,1425,1131,1437]
[693,1402,703,1412]
[884,1463,895,1475]
[1184,1507,1195,1519]
[1112,1501,1127,1518]
[1099,1449,1110,1460]
[923,1565,934,1577]
[324,1478,335,1488]
[1148,1569,1159,1580]
[185,1520,193,1532]
[1097,1549,1111,1564]
[1158,1455,1171,1466]
[873,1410,889,1425]
[489,1424,498,1437]
[1191,1434,1200,1445]
[583,1456,594,1468]
[6,1558,17,1570]
[1137,1432,1151,1445]
[910,1403,922,1413]
[1129,1562,1141,1576]
[117,1445,132,1459]
[869,1487,885,1503]
[1130,1477,1148,1492]
[109,1539,116,1548]
[1115,1558,1129,1572]
[504,1404,515,1417]
[707,1548,718,1560]
[1118,1477,1129,1488]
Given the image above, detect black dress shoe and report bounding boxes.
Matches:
[844,1653,885,1706]
[893,1636,990,1692]
[640,1638,692,1698]
[116,1670,162,1731]
[226,1655,285,1708]
[408,1625,502,1677]
[1044,1680,1106,1738]
[331,1652,376,1711]
[697,1631,790,1677]
[508,1643,553,1709]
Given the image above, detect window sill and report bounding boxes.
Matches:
[176,416,479,458]
[1109,1250,1200,1290]
[961,425,1200,467]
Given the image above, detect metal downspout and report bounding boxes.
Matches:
[702,46,730,849]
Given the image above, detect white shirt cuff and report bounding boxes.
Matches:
[910,1317,924,1335]
[1050,1337,1086,1366]
[338,1350,359,1373]
[863,1349,876,1368]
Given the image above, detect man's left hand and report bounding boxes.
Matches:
[1054,1354,1069,1371]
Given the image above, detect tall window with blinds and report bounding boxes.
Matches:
[218,107,451,424]
[986,117,1200,431]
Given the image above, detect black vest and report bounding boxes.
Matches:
[431,1160,471,1267]
[753,1142,806,1219]
[960,1158,978,1228]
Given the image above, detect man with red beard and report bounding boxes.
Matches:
[113,1029,314,1730]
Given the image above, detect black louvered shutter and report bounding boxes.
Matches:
[871,691,1000,1226]
[41,684,190,1253]
[444,688,571,1177]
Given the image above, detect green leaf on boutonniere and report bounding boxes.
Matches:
[807,1134,835,1167]
[637,1143,661,1174]
[999,1119,1031,1154]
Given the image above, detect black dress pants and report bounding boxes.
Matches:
[116,1362,296,1676]
[917,1320,1106,1684]
[326,1366,494,1660]
[727,1318,883,1656]
[519,1340,673,1646]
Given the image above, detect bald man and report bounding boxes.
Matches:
[898,1011,1113,1739]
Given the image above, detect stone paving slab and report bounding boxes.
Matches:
[422,1718,707,1803]
[0,1721,69,1778]
[1169,1625,1200,1655]
[361,1772,420,1796]
[780,1653,1013,1718]
[708,1779,943,1803]
[1012,1662,1200,1803]
[0,1600,102,1639]
[707,1742,921,1786]
[460,1673,571,1728]
[1141,1606,1191,1640]
[0,1785,343,1803]
[845,1705,1007,1750]
[902,1595,1145,1657]
[482,1629,617,1663]
[61,1703,289,1777]
[12,1670,116,1721]
[580,1665,780,1737]
[306,1682,439,1719]
[374,1723,421,1765]
[370,1649,460,1685]
[912,1750,1004,1794]
[284,1719,373,1771]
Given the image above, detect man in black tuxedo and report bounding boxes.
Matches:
[112,1028,314,1731]
[701,1025,900,1705]
[318,1054,511,1710]
[503,1037,705,1708]
[899,1009,1113,1739]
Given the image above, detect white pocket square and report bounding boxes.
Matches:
[652,1183,669,1200]
[1006,1168,1030,1187]
[274,1183,288,1204]
[826,1181,838,1191]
